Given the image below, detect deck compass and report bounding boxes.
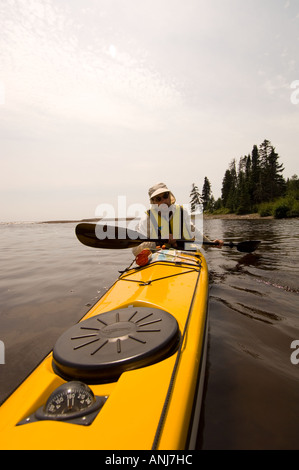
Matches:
[18,381,107,426]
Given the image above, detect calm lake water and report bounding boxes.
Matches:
[0,218,298,449]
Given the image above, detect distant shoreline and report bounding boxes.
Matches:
[39,213,274,224]
[203,213,274,220]
[1,213,276,225]
[39,218,136,224]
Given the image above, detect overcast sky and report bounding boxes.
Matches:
[1,0,298,222]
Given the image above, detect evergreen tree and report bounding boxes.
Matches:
[268,146,286,198]
[259,139,286,201]
[236,167,251,214]
[250,144,263,205]
[214,198,223,211]
[220,140,287,213]
[189,183,202,212]
[202,177,212,210]
[221,159,238,211]
[221,169,233,207]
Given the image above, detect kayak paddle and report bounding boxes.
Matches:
[76,223,260,253]
[202,239,261,253]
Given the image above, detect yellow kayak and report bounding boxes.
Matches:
[0,248,209,450]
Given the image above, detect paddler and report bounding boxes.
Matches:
[137,182,223,250]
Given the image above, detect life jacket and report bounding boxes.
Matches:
[146,205,193,240]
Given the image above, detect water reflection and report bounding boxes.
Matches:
[205,218,299,290]
[236,253,262,267]
[200,217,299,449]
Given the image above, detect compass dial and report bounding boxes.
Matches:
[17,381,107,427]
[39,382,97,420]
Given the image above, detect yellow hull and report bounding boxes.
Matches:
[0,249,209,450]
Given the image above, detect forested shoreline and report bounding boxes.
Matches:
[191,139,299,219]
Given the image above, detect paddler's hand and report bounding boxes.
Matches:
[213,239,224,248]
[168,234,178,248]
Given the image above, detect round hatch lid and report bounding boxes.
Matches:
[52,307,180,383]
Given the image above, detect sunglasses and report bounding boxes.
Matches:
[151,192,170,203]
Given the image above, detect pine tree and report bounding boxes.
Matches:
[221,159,237,211]
[250,144,263,205]
[202,177,212,211]
[189,183,202,213]
[268,146,286,199]
[259,139,286,201]
[236,168,251,214]
[214,139,288,214]
[221,169,233,207]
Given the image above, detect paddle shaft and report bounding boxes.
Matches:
[203,241,234,248]
[76,223,260,253]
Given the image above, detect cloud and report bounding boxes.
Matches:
[1,0,298,221]
[1,0,182,136]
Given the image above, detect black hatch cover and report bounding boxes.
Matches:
[52,307,180,383]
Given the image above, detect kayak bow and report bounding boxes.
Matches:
[0,248,209,450]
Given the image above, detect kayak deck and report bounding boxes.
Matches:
[0,249,209,450]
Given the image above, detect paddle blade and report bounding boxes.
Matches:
[236,240,261,253]
[76,223,144,249]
